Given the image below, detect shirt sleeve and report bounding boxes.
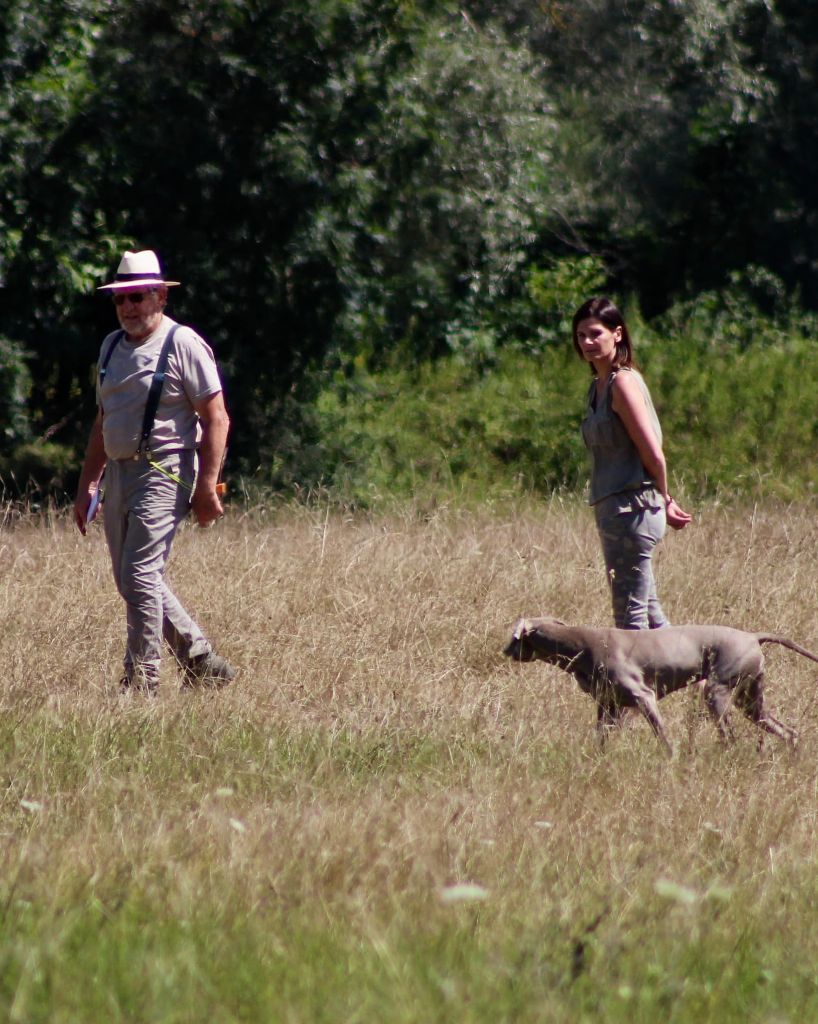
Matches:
[172,326,224,403]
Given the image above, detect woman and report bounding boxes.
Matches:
[573,296,691,630]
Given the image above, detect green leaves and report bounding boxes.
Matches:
[2,0,818,496]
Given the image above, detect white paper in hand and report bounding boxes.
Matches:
[86,484,102,526]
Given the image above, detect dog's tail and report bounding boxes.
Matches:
[757,635,818,665]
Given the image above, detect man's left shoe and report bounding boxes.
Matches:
[119,673,158,697]
[182,652,236,689]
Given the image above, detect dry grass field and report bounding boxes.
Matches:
[2,496,818,1021]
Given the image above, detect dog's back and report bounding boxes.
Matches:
[507,619,769,691]
[598,624,766,692]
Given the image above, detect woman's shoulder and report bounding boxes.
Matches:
[610,366,652,408]
[611,366,647,390]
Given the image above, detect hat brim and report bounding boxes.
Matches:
[98,278,181,291]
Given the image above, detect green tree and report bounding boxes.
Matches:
[1,0,559,479]
[465,0,818,313]
[328,17,558,365]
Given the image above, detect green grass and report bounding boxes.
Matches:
[3,500,818,1020]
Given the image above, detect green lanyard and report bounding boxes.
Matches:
[148,457,192,491]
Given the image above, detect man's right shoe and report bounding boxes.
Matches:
[182,652,236,689]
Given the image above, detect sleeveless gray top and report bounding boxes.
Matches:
[581,368,663,507]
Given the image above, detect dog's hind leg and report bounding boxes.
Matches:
[758,714,799,747]
[732,673,798,748]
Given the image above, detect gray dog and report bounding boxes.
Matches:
[504,616,818,754]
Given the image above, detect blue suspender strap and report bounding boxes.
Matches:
[98,330,125,385]
[137,324,179,458]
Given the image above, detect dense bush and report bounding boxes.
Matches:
[269,288,818,507]
[303,348,587,505]
[0,440,75,499]
[0,335,31,452]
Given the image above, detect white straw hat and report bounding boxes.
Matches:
[98,250,181,291]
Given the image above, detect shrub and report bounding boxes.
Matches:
[0,334,31,453]
[0,440,76,500]
[261,271,818,506]
[301,348,589,506]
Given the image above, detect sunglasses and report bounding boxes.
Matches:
[112,290,156,306]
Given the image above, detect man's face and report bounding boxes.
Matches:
[112,286,166,340]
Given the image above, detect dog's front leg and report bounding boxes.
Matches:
[633,690,674,757]
[618,677,674,757]
[702,681,736,743]
[596,702,624,746]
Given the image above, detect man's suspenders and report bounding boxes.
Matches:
[98,329,125,384]
[137,325,178,458]
[98,325,180,459]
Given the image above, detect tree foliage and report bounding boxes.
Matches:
[465,0,818,310]
[0,0,817,494]
[1,0,559,478]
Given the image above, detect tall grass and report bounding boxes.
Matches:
[2,498,818,1021]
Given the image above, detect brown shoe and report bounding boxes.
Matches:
[182,652,236,689]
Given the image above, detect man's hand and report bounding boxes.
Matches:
[191,484,224,527]
[74,493,91,535]
[74,482,102,535]
[191,391,230,528]
[75,412,107,536]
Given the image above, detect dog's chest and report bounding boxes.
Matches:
[570,654,612,697]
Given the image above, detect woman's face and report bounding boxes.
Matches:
[574,317,622,364]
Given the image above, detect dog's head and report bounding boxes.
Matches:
[504,618,537,661]
[504,616,566,661]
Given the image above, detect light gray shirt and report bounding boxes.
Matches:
[581,367,663,507]
[96,315,223,460]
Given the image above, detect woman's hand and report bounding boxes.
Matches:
[666,497,692,531]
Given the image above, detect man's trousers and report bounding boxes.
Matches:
[103,450,210,683]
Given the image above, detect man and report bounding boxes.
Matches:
[74,249,235,693]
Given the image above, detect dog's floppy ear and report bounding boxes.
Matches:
[510,617,532,640]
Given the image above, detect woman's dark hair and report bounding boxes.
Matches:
[571,296,636,373]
